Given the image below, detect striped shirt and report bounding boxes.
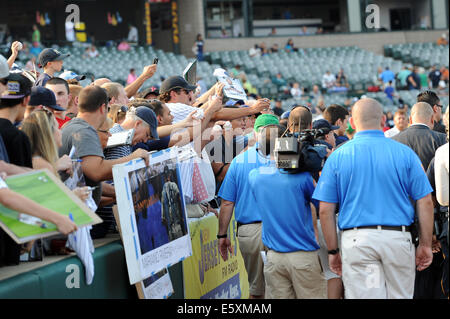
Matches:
[166,102,197,124]
[103,124,132,160]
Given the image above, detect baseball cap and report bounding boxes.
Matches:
[280,111,290,119]
[312,119,339,132]
[346,121,355,134]
[159,75,197,94]
[59,70,86,81]
[225,99,245,107]
[0,55,9,78]
[29,86,66,111]
[1,73,33,99]
[254,114,279,132]
[38,48,70,68]
[140,86,159,98]
[135,106,159,140]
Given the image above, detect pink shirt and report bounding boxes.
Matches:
[127,73,137,85]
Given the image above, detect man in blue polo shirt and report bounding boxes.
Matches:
[379,67,395,88]
[246,124,326,299]
[217,114,278,299]
[313,98,434,299]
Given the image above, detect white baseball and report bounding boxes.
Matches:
[16,42,23,51]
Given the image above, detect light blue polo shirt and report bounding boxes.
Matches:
[218,146,270,224]
[248,164,319,253]
[312,130,433,230]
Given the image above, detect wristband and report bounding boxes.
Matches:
[217,233,227,239]
[327,248,340,255]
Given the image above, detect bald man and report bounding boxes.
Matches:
[313,98,434,299]
[393,102,447,169]
[288,105,312,133]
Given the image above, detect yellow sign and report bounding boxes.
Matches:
[145,2,152,45]
[171,1,179,45]
[183,213,249,299]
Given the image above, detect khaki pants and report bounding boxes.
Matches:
[237,223,265,296]
[341,228,415,299]
[264,249,327,299]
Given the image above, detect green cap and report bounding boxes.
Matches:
[254,114,280,132]
[346,121,355,134]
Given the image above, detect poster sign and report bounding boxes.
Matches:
[140,269,174,299]
[113,149,192,285]
[213,68,247,101]
[0,169,101,244]
[183,60,197,86]
[182,213,249,299]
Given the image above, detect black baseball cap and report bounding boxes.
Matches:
[29,86,66,111]
[312,119,339,134]
[159,76,197,94]
[38,48,70,68]
[1,73,32,99]
[140,86,159,98]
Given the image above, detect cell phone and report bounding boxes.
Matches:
[153,58,158,65]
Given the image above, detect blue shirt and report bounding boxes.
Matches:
[218,147,269,224]
[380,70,395,83]
[384,86,395,100]
[312,130,433,230]
[248,164,319,253]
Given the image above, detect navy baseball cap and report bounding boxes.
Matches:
[38,48,70,68]
[135,106,159,140]
[1,73,32,99]
[160,75,197,94]
[29,86,66,111]
[312,119,339,132]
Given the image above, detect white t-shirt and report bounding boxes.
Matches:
[322,73,336,88]
[384,126,400,138]
[166,102,197,124]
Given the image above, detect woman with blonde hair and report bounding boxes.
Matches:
[21,110,90,200]
[107,104,128,124]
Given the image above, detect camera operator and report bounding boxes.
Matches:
[286,105,343,299]
[247,123,327,299]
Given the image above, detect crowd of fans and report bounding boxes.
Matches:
[0,35,448,301]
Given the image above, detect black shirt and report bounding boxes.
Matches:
[0,118,32,168]
[35,72,52,87]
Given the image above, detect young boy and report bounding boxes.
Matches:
[35,48,70,87]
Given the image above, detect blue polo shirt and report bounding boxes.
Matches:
[380,70,395,83]
[312,130,432,230]
[218,146,269,224]
[248,164,319,253]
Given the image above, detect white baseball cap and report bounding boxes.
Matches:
[0,55,9,79]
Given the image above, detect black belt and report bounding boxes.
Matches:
[237,221,261,229]
[342,225,411,232]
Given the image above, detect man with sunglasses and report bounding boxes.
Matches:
[159,75,270,126]
[417,90,446,134]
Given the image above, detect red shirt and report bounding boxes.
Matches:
[56,116,71,129]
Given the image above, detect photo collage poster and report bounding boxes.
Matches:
[113,149,192,285]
